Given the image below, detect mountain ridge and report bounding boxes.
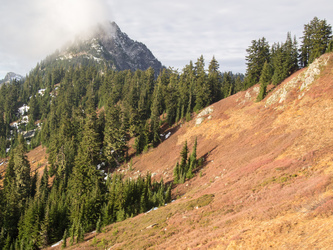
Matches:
[47,21,163,74]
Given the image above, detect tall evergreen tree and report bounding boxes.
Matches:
[12,141,31,209]
[164,70,179,125]
[244,37,270,88]
[69,111,102,231]
[150,78,163,147]
[300,17,332,67]
[256,61,273,102]
[194,55,210,111]
[271,33,299,85]
[104,104,128,167]
[208,56,222,103]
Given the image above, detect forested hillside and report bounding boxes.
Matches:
[0,16,332,249]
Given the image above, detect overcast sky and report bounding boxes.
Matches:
[1,0,333,79]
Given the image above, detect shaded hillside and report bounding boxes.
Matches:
[50,52,333,249]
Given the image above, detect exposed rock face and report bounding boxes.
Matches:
[56,22,163,74]
[265,55,330,107]
[196,106,214,126]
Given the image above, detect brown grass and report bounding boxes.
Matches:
[31,53,333,249]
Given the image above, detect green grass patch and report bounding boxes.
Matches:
[259,174,298,188]
[185,194,215,211]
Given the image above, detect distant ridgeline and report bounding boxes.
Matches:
[0,16,332,249]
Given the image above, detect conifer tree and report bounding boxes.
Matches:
[208,56,222,102]
[104,104,127,167]
[327,38,333,53]
[76,223,84,243]
[134,121,149,155]
[61,229,68,248]
[300,17,332,67]
[173,162,180,184]
[150,79,162,147]
[28,94,39,122]
[244,37,270,88]
[13,141,31,209]
[165,71,179,125]
[96,216,102,234]
[186,138,197,179]
[194,56,210,111]
[69,112,102,231]
[221,72,235,98]
[256,61,272,102]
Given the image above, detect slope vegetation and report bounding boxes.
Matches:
[48,52,333,249]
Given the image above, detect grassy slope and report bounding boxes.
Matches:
[42,53,333,249]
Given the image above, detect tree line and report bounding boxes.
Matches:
[243,17,333,101]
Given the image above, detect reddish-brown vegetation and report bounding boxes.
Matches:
[24,53,333,248]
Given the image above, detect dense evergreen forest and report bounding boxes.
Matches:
[0,16,332,249]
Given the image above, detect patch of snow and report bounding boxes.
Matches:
[21,116,29,124]
[92,56,102,62]
[165,132,171,139]
[11,122,19,129]
[51,240,62,247]
[38,88,46,96]
[18,104,29,115]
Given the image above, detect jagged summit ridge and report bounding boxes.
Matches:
[55,21,163,73]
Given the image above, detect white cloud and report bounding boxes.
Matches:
[0,0,112,78]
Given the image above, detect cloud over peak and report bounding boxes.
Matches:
[0,0,112,77]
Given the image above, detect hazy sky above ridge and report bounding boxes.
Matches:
[0,0,333,79]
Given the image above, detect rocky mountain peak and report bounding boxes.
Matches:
[56,21,163,74]
[0,72,24,87]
